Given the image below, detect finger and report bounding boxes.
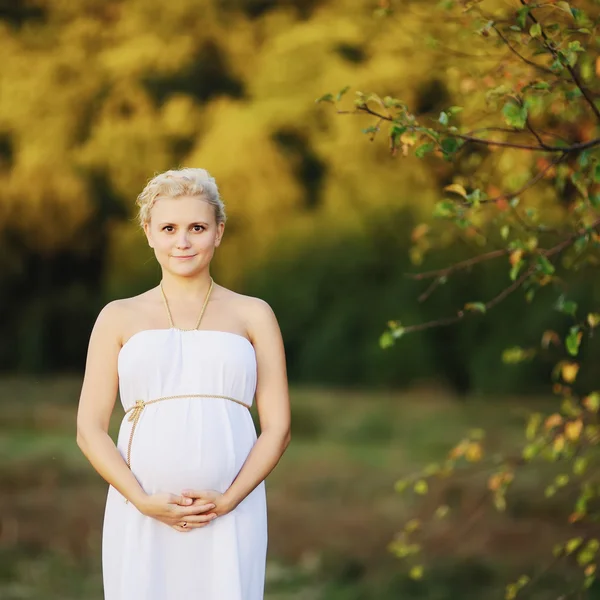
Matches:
[180,513,217,524]
[172,525,191,533]
[184,521,213,529]
[181,489,205,499]
[188,502,216,513]
[169,494,193,506]
[178,505,218,517]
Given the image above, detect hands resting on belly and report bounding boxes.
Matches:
[137,489,235,533]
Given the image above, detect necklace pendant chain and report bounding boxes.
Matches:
[160,278,214,331]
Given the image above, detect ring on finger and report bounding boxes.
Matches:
[182,521,187,528]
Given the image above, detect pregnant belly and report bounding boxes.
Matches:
[119,401,253,494]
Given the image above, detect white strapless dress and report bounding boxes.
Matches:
[102,328,267,600]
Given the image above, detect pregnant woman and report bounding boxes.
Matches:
[76,168,291,599]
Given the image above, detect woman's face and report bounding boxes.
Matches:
[143,195,224,277]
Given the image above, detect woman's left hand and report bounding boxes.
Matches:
[180,489,236,517]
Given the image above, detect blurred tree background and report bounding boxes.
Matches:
[2,0,600,599]
[1,0,579,395]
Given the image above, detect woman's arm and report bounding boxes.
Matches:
[75,302,209,527]
[183,297,291,512]
[76,301,153,508]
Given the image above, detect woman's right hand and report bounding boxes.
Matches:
[137,492,218,532]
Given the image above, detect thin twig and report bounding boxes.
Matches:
[400,217,600,334]
[408,249,510,281]
[521,0,600,123]
[493,24,557,76]
[354,104,600,153]
[481,153,566,204]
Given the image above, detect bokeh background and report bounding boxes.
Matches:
[1,0,597,598]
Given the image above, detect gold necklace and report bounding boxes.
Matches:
[159,278,214,331]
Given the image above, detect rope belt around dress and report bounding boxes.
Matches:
[123,278,250,503]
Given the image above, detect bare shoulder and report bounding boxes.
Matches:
[215,286,278,340]
[220,288,274,317]
[93,290,156,344]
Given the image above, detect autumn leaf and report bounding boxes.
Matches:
[544,413,563,430]
[541,330,560,349]
[411,223,429,242]
[561,362,580,383]
[509,249,523,266]
[583,392,600,412]
[444,183,468,199]
[565,419,583,441]
[465,442,483,462]
[587,313,600,328]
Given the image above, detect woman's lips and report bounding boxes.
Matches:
[172,255,196,260]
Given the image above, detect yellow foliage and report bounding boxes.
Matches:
[561,362,580,383]
[0,0,572,287]
[565,419,583,442]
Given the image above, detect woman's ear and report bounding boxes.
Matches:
[215,222,225,247]
[143,222,154,248]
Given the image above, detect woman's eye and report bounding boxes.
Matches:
[193,225,205,232]
[162,226,174,232]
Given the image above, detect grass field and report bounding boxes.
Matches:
[0,376,580,599]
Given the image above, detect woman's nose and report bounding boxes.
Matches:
[175,234,191,248]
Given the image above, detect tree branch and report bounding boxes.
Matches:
[521,0,600,123]
[408,249,510,281]
[352,104,600,153]
[492,23,557,76]
[480,153,566,204]
[400,217,600,334]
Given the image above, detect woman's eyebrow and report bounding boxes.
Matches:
[158,221,210,226]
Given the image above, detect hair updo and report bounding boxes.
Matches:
[136,168,226,227]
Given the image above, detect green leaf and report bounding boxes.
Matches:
[315,93,334,104]
[415,142,436,158]
[433,201,456,218]
[441,137,460,154]
[566,326,582,356]
[502,101,528,129]
[529,23,541,37]
[555,295,578,317]
[510,260,524,281]
[566,537,584,555]
[465,302,486,314]
[536,255,555,275]
[391,125,407,141]
[501,225,510,240]
[414,480,428,495]
[523,442,540,461]
[566,88,583,100]
[574,457,588,475]
[556,1,572,15]
[502,346,535,364]
[438,111,449,126]
[379,331,395,349]
[532,81,551,90]
[336,86,351,101]
[516,6,529,29]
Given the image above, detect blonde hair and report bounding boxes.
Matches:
[136,168,226,226]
